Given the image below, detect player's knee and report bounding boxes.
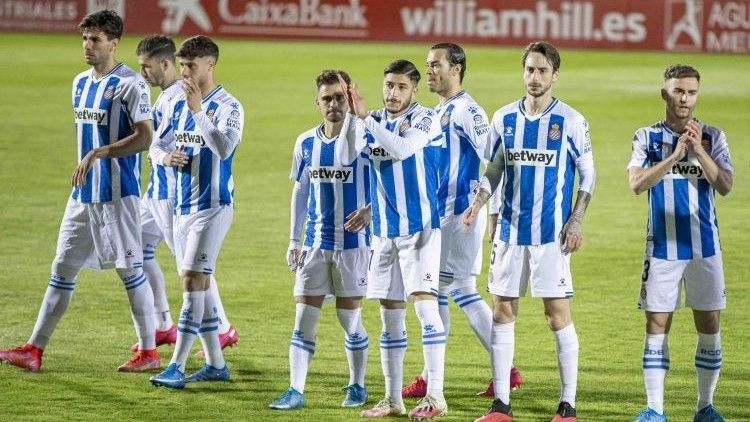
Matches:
[50,261,80,281]
[181,271,209,291]
[492,299,515,323]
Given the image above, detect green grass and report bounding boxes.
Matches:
[0,33,748,421]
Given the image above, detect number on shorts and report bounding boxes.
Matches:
[368,250,374,271]
[641,259,650,282]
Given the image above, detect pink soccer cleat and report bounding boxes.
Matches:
[130,324,178,352]
[196,325,239,357]
[401,375,427,398]
[477,367,524,397]
[118,349,161,372]
[0,343,43,372]
[408,395,447,420]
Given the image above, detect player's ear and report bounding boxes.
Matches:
[660,88,668,101]
[552,69,559,82]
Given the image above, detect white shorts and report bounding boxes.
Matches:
[638,253,726,312]
[439,211,485,289]
[293,247,369,297]
[367,228,441,301]
[488,240,573,298]
[54,196,142,270]
[173,205,233,274]
[140,197,175,252]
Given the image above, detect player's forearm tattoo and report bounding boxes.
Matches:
[569,191,592,223]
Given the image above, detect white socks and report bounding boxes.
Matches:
[414,300,446,401]
[142,234,172,331]
[336,307,368,387]
[643,333,669,414]
[380,307,407,402]
[198,287,225,369]
[554,324,579,407]
[171,290,205,372]
[29,263,80,349]
[452,283,493,352]
[695,332,721,410]
[118,268,156,351]
[209,275,231,334]
[491,321,515,403]
[289,303,320,393]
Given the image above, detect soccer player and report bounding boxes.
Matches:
[629,65,732,422]
[337,60,448,419]
[269,70,371,411]
[148,35,244,389]
[0,10,159,372]
[463,41,595,422]
[402,42,522,400]
[132,35,240,356]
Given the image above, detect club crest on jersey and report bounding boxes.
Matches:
[414,116,432,133]
[206,109,216,120]
[548,123,562,141]
[701,135,711,152]
[103,86,115,100]
[474,114,489,135]
[308,166,353,183]
[440,110,450,127]
[398,117,410,136]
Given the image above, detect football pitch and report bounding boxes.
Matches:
[0,33,747,421]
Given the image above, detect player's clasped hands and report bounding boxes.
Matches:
[163,146,188,168]
[673,119,701,159]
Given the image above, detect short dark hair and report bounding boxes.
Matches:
[177,35,219,63]
[383,59,420,84]
[664,64,700,82]
[431,42,466,82]
[315,70,351,89]
[78,9,122,40]
[522,41,561,71]
[136,35,176,62]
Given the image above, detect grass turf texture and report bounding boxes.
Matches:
[0,33,748,421]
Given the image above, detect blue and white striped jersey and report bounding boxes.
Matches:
[166,85,244,215]
[290,125,370,250]
[362,103,444,238]
[490,98,594,246]
[628,121,733,260]
[71,63,152,203]
[434,91,492,216]
[144,80,182,200]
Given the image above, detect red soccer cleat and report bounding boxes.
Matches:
[474,399,513,422]
[401,375,427,398]
[118,349,161,372]
[196,325,239,357]
[0,343,43,372]
[477,367,524,397]
[130,324,178,352]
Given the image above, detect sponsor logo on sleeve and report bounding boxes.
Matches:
[473,114,489,135]
[307,166,354,183]
[414,116,432,132]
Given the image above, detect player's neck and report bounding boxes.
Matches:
[438,84,462,104]
[664,113,691,133]
[92,58,118,79]
[523,94,553,116]
[323,120,344,139]
[160,73,178,91]
[199,79,217,98]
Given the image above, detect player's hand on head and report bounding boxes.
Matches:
[349,83,369,119]
[336,74,355,114]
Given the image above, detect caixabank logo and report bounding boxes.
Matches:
[665,0,750,53]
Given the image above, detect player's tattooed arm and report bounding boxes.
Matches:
[463,148,506,229]
[72,120,153,187]
[560,191,591,254]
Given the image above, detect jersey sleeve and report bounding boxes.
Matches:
[459,103,491,160]
[214,99,244,145]
[123,76,152,125]
[627,129,649,170]
[709,129,733,173]
[569,113,595,194]
[290,136,309,182]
